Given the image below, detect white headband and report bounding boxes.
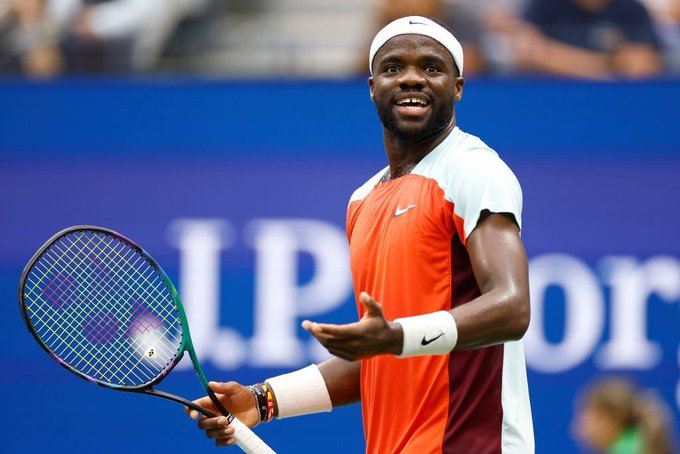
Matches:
[369,16,464,76]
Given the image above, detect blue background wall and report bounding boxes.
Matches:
[1,79,678,453]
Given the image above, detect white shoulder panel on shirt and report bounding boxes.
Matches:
[412,127,523,240]
[347,127,522,242]
[348,165,388,204]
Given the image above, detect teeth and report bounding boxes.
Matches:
[397,98,427,106]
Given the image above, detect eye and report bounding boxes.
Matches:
[424,65,440,73]
[384,65,400,73]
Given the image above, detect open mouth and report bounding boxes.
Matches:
[394,96,431,115]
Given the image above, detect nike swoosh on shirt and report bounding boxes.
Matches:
[393,204,417,217]
[421,332,444,346]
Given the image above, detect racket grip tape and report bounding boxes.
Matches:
[231,417,276,454]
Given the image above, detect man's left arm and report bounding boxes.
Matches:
[451,210,530,349]
[303,209,530,359]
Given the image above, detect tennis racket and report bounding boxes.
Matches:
[18,225,275,453]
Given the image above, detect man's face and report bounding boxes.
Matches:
[369,35,463,140]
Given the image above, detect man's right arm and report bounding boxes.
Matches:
[189,357,360,447]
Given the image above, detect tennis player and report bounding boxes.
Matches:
[189,16,534,453]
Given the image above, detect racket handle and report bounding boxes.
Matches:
[231,417,276,454]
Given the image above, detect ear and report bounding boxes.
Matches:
[368,76,375,102]
[454,77,465,102]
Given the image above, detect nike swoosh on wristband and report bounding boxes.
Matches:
[394,204,417,217]
[421,332,444,346]
[409,20,427,25]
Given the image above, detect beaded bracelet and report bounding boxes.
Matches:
[248,383,275,424]
[247,383,268,425]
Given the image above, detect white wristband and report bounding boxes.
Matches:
[394,311,458,357]
[265,364,333,419]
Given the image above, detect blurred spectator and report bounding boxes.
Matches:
[639,0,680,73]
[440,0,538,75]
[516,0,663,79]
[572,377,677,454]
[440,0,490,75]
[372,0,441,27]
[361,0,667,78]
[64,0,210,72]
[0,0,63,77]
[3,0,677,79]
[0,0,209,77]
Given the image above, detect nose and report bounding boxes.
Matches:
[397,66,426,89]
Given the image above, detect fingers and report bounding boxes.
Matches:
[302,320,353,335]
[197,416,230,431]
[302,322,365,360]
[209,381,242,397]
[302,291,383,337]
[186,381,238,420]
[303,320,358,338]
[186,381,257,446]
[198,416,237,447]
[302,291,389,361]
[185,406,204,421]
[186,396,215,420]
[360,291,383,317]
[303,318,386,341]
[301,319,317,332]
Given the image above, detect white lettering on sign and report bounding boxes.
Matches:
[596,256,680,369]
[246,219,352,366]
[524,254,605,373]
[168,218,351,370]
[525,254,680,373]
[167,219,246,370]
[167,218,680,411]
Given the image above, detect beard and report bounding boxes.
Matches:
[375,93,455,140]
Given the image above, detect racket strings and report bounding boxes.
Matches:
[25,235,163,383]
[26,232,179,384]
[25,236,121,372]
[36,243,176,384]
[45,235,179,361]
[27,235,165,379]
[59,232,182,380]
[23,230,183,386]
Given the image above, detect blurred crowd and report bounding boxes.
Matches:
[1,0,679,79]
[572,377,678,454]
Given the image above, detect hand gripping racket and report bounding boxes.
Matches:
[18,225,275,453]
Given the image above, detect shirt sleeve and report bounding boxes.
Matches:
[445,149,523,242]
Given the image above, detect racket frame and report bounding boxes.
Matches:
[18,225,230,419]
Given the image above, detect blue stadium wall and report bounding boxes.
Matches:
[1,79,679,453]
